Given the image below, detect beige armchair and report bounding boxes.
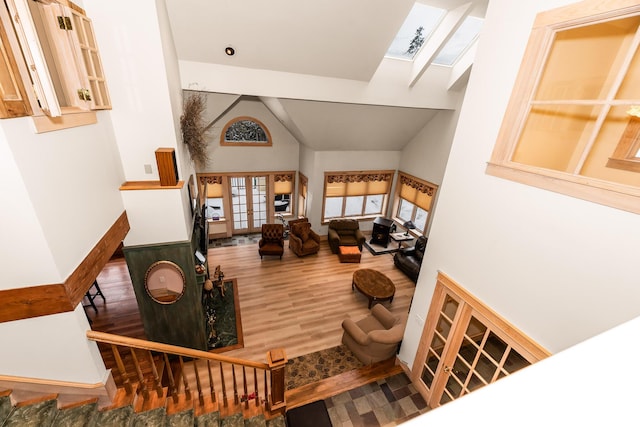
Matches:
[341,304,406,365]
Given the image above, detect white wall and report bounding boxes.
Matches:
[400,0,640,373]
[1,115,125,281]
[400,109,461,186]
[86,0,193,246]
[201,98,300,173]
[0,306,106,383]
[0,127,59,288]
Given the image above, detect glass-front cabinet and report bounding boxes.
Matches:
[413,272,550,408]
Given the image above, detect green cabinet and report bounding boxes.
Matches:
[123,226,207,350]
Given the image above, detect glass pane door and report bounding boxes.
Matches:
[251,176,267,229]
[413,286,463,404]
[412,273,547,410]
[230,175,267,234]
[438,310,532,406]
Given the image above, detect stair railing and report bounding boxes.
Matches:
[86,331,287,415]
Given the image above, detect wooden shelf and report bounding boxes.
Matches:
[119,181,184,191]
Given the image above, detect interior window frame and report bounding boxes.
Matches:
[2,0,110,131]
[486,0,640,215]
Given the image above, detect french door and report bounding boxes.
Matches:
[229,175,267,234]
[412,272,550,408]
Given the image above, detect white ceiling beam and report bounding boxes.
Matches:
[448,38,477,91]
[409,2,473,88]
[259,96,309,146]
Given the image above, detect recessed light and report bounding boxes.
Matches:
[225,47,235,56]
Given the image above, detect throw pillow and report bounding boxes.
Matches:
[300,223,311,242]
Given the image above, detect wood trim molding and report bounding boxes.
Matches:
[0,211,130,323]
[0,371,116,408]
[119,181,184,191]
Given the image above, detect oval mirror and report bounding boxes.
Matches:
[144,260,186,304]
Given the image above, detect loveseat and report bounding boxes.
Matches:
[393,235,427,282]
[327,219,365,254]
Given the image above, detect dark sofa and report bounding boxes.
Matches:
[393,236,427,282]
[327,219,366,254]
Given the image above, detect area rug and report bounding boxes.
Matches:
[202,278,243,352]
[286,345,364,390]
[286,400,332,427]
[364,240,398,255]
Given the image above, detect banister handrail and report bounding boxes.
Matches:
[86,330,269,370]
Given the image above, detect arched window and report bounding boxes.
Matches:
[220,116,272,146]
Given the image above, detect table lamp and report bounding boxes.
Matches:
[402,220,416,236]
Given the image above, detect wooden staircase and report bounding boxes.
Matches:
[0,331,288,426]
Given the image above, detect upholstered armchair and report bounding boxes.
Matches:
[258,223,284,259]
[341,304,406,365]
[288,218,320,257]
[327,219,365,254]
[393,236,427,282]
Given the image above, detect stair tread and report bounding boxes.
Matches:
[167,408,195,426]
[220,412,244,427]
[89,404,134,427]
[130,406,166,426]
[3,398,57,427]
[0,395,13,424]
[195,410,220,426]
[54,402,97,427]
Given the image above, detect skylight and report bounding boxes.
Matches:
[433,15,484,66]
[385,3,445,60]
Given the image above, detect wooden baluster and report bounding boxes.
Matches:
[207,360,216,403]
[232,364,239,405]
[219,362,228,407]
[164,353,179,404]
[130,349,148,399]
[194,359,204,406]
[146,350,163,397]
[267,349,287,413]
[178,356,191,400]
[110,344,133,395]
[263,370,268,408]
[242,366,248,409]
[254,368,259,406]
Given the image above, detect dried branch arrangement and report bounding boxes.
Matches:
[180,92,211,167]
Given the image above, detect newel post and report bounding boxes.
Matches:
[267,348,287,413]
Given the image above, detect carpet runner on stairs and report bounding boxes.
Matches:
[0,392,286,427]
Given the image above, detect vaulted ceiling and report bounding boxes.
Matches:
[165,0,488,151]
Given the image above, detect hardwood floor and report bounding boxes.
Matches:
[86,235,417,401]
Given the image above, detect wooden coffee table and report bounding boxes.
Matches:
[351,269,395,309]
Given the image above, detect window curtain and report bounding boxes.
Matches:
[398,173,436,211]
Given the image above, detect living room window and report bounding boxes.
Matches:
[392,172,438,234]
[220,116,272,147]
[202,176,225,220]
[2,0,111,130]
[322,171,393,222]
[486,0,640,215]
[274,173,294,215]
